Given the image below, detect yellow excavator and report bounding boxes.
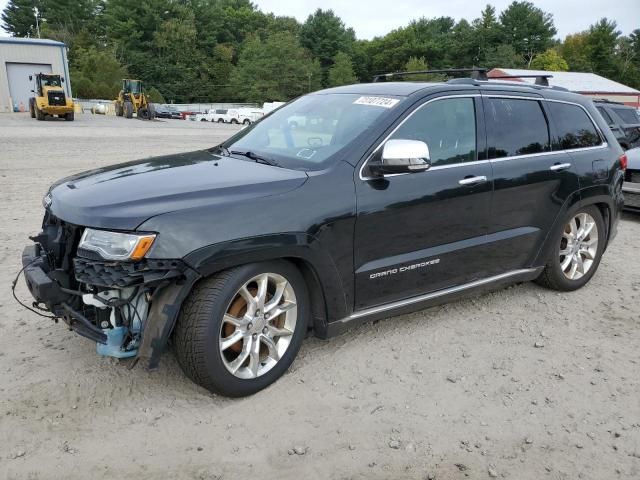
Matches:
[29,73,74,121]
[114,79,155,119]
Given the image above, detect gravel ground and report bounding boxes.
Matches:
[0,113,639,480]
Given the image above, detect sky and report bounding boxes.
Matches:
[0,0,638,40]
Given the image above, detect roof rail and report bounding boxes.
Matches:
[593,99,625,105]
[488,74,553,87]
[372,68,488,83]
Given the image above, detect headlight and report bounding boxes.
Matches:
[79,229,156,261]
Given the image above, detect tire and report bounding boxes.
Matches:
[36,105,45,121]
[65,112,74,121]
[536,205,605,291]
[115,104,123,117]
[148,103,156,119]
[217,119,224,123]
[29,99,35,118]
[231,119,238,124]
[173,261,309,397]
[200,118,207,122]
[124,101,133,119]
[243,119,251,125]
[137,107,150,120]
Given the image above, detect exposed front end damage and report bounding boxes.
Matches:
[19,211,198,367]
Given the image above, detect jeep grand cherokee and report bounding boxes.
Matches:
[18,70,626,397]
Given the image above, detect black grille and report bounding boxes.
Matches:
[47,91,66,106]
[73,257,185,288]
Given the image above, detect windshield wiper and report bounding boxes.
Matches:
[230,150,281,167]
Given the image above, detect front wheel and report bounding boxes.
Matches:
[173,261,308,397]
[536,206,605,291]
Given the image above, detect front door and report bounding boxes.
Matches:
[353,94,494,310]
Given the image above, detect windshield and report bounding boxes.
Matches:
[41,76,61,87]
[220,93,402,170]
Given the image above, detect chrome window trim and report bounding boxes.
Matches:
[359,94,608,181]
[359,94,480,181]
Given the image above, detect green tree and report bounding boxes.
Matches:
[530,48,569,71]
[560,33,592,71]
[472,5,502,64]
[584,18,620,79]
[70,46,127,99]
[499,1,557,67]
[484,44,522,69]
[299,9,355,83]
[1,0,42,37]
[328,52,357,87]
[231,32,321,103]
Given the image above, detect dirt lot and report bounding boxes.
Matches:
[0,113,639,480]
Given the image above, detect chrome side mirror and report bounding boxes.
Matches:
[370,139,431,176]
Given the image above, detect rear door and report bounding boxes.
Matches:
[481,93,580,273]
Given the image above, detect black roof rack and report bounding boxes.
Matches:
[488,74,553,87]
[372,68,488,83]
[593,99,625,105]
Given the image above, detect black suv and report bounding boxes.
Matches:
[19,70,625,397]
[594,99,640,151]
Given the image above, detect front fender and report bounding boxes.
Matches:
[183,233,350,329]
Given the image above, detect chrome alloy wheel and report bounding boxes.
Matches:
[559,212,599,280]
[219,273,297,379]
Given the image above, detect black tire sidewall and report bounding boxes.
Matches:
[547,205,606,291]
[197,261,308,397]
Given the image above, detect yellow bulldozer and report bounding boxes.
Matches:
[114,79,155,119]
[29,73,74,121]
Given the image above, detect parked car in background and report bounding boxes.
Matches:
[237,108,264,125]
[594,100,640,151]
[154,104,183,120]
[623,147,640,211]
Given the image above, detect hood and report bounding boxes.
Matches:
[48,150,308,230]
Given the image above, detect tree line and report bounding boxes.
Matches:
[2,0,639,103]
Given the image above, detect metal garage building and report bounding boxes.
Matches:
[0,37,71,113]
[488,68,640,108]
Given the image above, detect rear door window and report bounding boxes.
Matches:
[612,107,640,124]
[390,97,477,167]
[485,98,550,159]
[546,102,602,150]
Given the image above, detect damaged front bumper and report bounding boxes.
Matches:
[20,214,199,369]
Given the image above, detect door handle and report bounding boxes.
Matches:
[550,163,571,172]
[458,175,487,186]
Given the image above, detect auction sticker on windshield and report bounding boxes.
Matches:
[353,96,400,108]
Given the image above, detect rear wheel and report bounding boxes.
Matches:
[35,105,45,121]
[29,99,35,118]
[173,261,308,397]
[243,119,251,125]
[115,103,124,117]
[536,206,605,291]
[65,112,74,121]
[124,101,133,119]
[217,118,224,123]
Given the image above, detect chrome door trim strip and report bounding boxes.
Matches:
[342,268,538,322]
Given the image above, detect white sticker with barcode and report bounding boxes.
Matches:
[353,96,400,108]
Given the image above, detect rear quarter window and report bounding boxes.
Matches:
[547,103,602,150]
